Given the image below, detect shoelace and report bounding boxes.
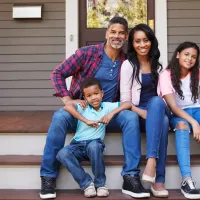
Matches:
[42,177,55,190]
[186,179,196,190]
[127,175,144,190]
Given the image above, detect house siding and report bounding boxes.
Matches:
[0,0,65,111]
[167,0,200,62]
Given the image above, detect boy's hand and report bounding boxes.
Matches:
[86,120,99,128]
[98,113,114,125]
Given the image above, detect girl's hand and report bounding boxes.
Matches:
[191,120,200,143]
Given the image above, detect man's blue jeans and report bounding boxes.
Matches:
[170,107,200,179]
[40,109,140,177]
[56,139,105,190]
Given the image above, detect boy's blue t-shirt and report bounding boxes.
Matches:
[73,102,120,141]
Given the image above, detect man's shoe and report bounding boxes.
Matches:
[40,176,56,199]
[84,182,96,198]
[122,174,150,198]
[181,179,200,199]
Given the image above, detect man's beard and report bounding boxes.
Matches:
[108,38,125,49]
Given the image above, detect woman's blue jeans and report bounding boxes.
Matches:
[170,107,200,179]
[56,139,105,190]
[137,96,169,183]
[40,109,142,178]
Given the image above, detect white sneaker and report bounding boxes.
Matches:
[97,185,109,197]
[84,182,96,198]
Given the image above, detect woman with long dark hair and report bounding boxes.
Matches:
[120,24,169,198]
[158,41,200,199]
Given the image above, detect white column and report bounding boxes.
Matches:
[155,0,168,68]
[65,0,79,87]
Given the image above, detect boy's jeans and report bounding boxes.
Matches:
[56,139,105,190]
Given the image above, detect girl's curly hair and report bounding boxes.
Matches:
[167,41,199,103]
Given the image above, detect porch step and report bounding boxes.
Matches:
[0,133,199,155]
[1,155,200,166]
[1,155,200,189]
[0,189,187,200]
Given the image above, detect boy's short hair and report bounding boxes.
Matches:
[108,17,128,32]
[81,77,102,95]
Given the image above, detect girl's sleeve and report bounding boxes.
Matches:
[158,70,174,97]
[120,60,133,102]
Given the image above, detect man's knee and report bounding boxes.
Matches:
[52,108,71,123]
[56,147,71,162]
[175,121,189,130]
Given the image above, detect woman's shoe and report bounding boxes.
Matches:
[142,174,155,183]
[150,186,169,197]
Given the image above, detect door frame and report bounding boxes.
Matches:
[65,0,168,67]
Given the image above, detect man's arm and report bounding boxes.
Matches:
[64,103,98,128]
[51,48,86,98]
[98,102,132,124]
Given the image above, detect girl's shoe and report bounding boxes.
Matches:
[150,186,169,197]
[181,179,200,199]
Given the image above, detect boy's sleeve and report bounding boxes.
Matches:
[158,70,174,97]
[104,102,120,113]
[75,103,84,113]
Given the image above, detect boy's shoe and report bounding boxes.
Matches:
[84,182,97,198]
[122,174,150,198]
[181,179,200,199]
[39,176,56,199]
[97,185,109,197]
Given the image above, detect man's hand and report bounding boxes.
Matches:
[86,120,99,128]
[61,96,87,108]
[98,113,114,125]
[191,120,200,143]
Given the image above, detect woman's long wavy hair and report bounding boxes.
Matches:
[167,41,199,102]
[127,24,162,88]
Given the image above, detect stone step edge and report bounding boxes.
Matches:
[0,189,189,200]
[1,155,200,166]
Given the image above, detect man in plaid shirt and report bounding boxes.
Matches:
[40,17,150,199]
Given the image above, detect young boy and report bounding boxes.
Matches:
[56,77,131,198]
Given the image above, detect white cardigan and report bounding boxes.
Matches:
[120,60,159,105]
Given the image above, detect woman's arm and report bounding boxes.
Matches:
[164,94,200,142]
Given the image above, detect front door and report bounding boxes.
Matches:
[79,0,155,47]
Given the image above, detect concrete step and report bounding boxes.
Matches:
[0,189,190,200]
[0,133,199,155]
[1,155,200,189]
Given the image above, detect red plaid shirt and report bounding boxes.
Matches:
[51,43,126,101]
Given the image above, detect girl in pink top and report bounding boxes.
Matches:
[158,41,200,199]
[120,24,169,198]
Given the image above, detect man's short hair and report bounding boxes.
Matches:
[81,77,102,95]
[108,17,128,32]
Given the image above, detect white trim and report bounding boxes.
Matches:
[155,0,168,68]
[65,0,168,68]
[65,0,79,88]
[65,0,79,58]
